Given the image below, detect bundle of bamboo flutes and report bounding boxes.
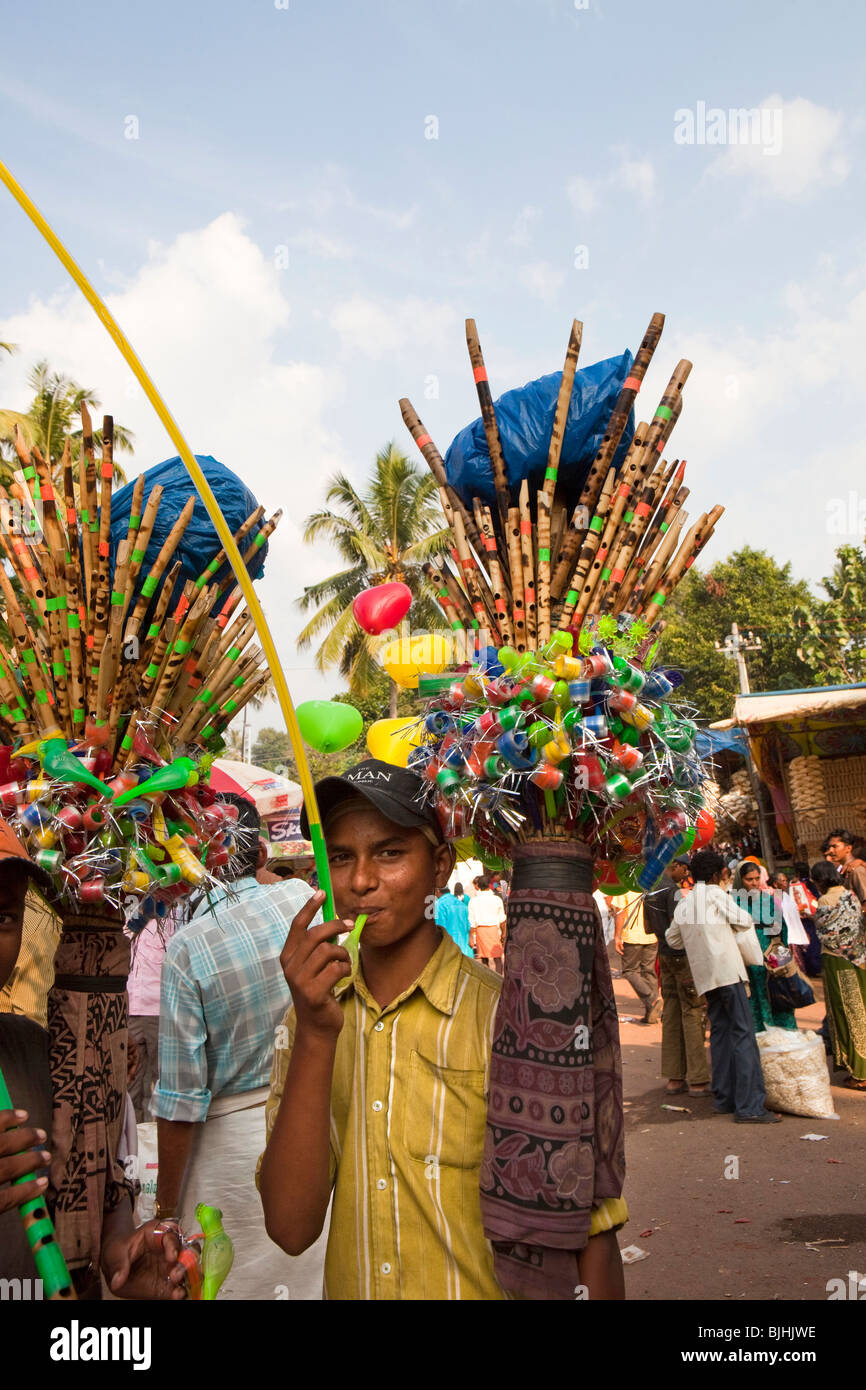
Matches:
[400,313,723,654]
[0,404,279,763]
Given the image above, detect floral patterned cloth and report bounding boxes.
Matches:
[479,841,625,1299]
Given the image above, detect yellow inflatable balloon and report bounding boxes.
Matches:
[366,718,426,767]
[380,633,452,689]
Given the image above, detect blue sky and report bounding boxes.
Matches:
[1,0,863,729]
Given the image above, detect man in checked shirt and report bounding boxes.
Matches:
[258,760,626,1300]
[151,792,327,1298]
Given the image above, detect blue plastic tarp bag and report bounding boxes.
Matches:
[108,454,268,612]
[444,351,635,512]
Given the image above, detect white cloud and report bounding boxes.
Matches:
[613,157,656,205]
[519,261,567,304]
[508,204,543,247]
[632,261,866,587]
[706,94,849,199]
[565,176,599,217]
[0,212,348,706]
[566,153,657,218]
[329,294,457,360]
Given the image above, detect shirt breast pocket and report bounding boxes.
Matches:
[403,1049,487,1171]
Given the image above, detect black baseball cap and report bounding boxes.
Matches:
[300,759,443,841]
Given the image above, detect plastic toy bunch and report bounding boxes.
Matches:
[0,405,278,911]
[409,613,715,895]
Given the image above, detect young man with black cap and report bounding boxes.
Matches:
[258,759,626,1300]
[0,818,186,1296]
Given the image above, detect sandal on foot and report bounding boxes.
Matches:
[665,1081,687,1094]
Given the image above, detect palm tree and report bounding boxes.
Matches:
[0,360,133,484]
[297,443,450,717]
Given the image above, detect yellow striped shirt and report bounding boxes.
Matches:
[261,929,627,1300]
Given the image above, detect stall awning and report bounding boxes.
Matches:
[725,684,866,728]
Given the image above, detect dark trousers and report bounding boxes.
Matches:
[621,942,659,1016]
[660,952,710,1084]
[705,982,767,1119]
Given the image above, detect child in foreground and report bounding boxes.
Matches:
[258,759,626,1300]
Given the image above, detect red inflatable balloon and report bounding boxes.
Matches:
[352,582,413,635]
[693,808,715,848]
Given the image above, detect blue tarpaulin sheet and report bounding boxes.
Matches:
[444,351,635,512]
[695,727,749,759]
[109,455,267,612]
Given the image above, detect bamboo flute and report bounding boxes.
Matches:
[113,561,182,731]
[476,506,513,644]
[452,505,499,635]
[634,460,686,563]
[120,483,163,622]
[0,567,60,736]
[241,509,282,569]
[465,320,512,536]
[506,507,527,651]
[542,319,582,503]
[64,560,86,735]
[124,496,195,643]
[609,463,676,616]
[555,468,616,632]
[536,488,552,646]
[400,399,483,550]
[78,403,99,611]
[562,423,651,625]
[618,477,690,613]
[150,586,213,719]
[194,504,264,590]
[640,513,708,625]
[629,512,686,614]
[518,479,537,648]
[598,459,671,614]
[86,418,115,711]
[574,311,666,514]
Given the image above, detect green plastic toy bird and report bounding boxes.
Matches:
[342,913,367,985]
[195,1203,234,1301]
[113,756,199,806]
[40,738,108,795]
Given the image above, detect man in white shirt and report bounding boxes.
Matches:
[468,875,507,975]
[666,849,781,1125]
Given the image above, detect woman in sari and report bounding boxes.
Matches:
[811,860,866,1090]
[733,861,797,1034]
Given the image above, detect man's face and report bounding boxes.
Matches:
[775,872,789,892]
[0,868,29,991]
[327,805,452,949]
[670,863,688,885]
[827,837,851,866]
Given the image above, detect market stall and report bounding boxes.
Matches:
[711,684,866,861]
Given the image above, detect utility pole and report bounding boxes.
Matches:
[715,622,776,872]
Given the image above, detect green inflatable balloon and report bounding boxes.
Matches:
[296,700,362,755]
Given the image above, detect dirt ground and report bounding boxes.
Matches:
[612,959,866,1302]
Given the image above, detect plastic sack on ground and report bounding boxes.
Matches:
[109,454,269,615]
[757,1027,837,1119]
[444,351,635,514]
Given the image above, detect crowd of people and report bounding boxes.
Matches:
[609,827,866,1115]
[1,757,864,1298]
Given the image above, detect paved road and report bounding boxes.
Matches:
[614,966,866,1302]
